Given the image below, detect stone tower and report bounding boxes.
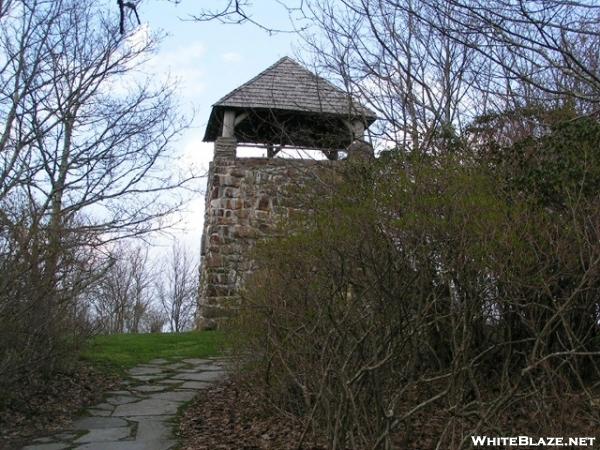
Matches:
[197,57,376,329]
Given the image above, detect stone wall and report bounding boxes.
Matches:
[197,155,334,329]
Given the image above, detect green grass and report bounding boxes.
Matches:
[81,331,226,373]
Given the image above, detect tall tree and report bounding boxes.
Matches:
[156,240,198,333]
[90,243,153,334]
[0,0,190,390]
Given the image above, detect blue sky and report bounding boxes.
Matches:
[141,1,301,122]
[135,1,305,248]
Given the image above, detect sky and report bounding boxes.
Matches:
[134,1,306,251]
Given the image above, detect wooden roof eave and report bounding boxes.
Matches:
[203,105,377,143]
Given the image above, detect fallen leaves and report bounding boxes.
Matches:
[178,380,326,450]
[0,363,119,449]
[178,378,600,450]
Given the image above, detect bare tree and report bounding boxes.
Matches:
[188,0,308,34]
[141,304,167,333]
[156,240,198,332]
[128,247,152,333]
[300,0,487,155]
[0,0,191,394]
[90,243,153,334]
[420,0,600,106]
[188,0,600,145]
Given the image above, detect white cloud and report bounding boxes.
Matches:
[146,41,208,101]
[111,36,213,252]
[179,132,213,173]
[103,30,208,104]
[125,23,152,54]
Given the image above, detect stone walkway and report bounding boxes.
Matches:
[21,357,228,450]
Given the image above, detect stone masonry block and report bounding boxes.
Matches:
[220,175,241,188]
[198,157,340,329]
[214,137,237,159]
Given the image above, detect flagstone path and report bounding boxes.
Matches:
[21,357,229,450]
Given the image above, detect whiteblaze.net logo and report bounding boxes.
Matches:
[471,436,596,447]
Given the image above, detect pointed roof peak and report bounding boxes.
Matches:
[211,56,376,119]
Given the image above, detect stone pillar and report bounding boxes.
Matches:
[214,136,237,159]
[346,139,374,161]
[351,120,365,140]
[344,119,367,141]
[196,157,326,330]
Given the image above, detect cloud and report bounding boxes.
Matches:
[166,136,212,250]
[179,132,213,173]
[147,42,208,101]
[114,34,212,250]
[221,51,242,63]
[104,32,208,105]
[125,23,152,54]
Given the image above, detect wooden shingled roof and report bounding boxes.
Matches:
[214,56,375,116]
[203,57,377,145]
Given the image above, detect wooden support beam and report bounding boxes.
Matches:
[222,110,236,137]
[234,112,249,126]
[343,119,366,140]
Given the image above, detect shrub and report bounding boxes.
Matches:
[233,137,600,448]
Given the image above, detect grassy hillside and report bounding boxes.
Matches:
[81,331,226,372]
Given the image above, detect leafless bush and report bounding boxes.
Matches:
[141,305,168,334]
[0,210,101,397]
[234,121,600,448]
